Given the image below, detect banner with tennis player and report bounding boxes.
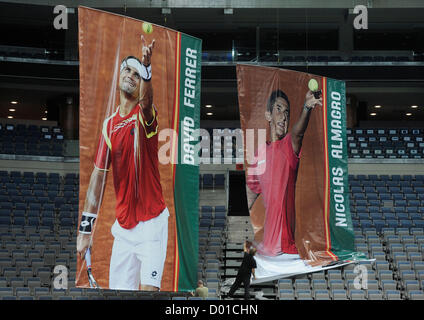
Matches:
[76,7,201,292]
[237,64,367,282]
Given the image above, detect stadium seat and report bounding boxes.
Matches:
[214,174,225,188]
[296,289,313,300]
[350,290,366,300]
[408,290,424,300]
[202,174,213,189]
[0,287,13,297]
[331,289,348,300]
[367,290,384,300]
[385,290,402,300]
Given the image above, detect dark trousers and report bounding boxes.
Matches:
[228,273,251,300]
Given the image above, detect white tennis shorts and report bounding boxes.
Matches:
[109,207,169,290]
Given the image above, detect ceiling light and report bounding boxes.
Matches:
[45,110,48,114]
[205,105,213,108]
[206,112,213,116]
[406,113,412,116]
[411,105,418,109]
[7,116,13,119]
[370,113,377,116]
[10,101,18,104]
[42,117,47,121]
[374,105,381,109]
[9,108,16,112]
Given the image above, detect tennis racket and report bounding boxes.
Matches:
[85,248,101,289]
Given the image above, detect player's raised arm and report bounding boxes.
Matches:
[139,35,155,124]
[291,89,322,155]
[76,166,108,259]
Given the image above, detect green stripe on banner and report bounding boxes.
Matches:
[326,79,366,261]
[175,33,202,291]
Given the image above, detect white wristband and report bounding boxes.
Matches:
[141,64,152,81]
[79,212,98,234]
[82,212,98,218]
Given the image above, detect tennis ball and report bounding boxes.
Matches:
[308,78,319,92]
[142,22,153,34]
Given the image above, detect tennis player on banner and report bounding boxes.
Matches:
[77,35,169,291]
[246,85,322,257]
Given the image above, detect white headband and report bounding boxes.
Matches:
[120,58,143,76]
[120,58,152,81]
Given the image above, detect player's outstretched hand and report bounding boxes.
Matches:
[77,233,91,260]
[304,90,323,109]
[141,35,155,66]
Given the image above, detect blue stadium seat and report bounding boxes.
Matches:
[32,184,45,191]
[395,212,409,221]
[370,212,382,221]
[202,174,213,189]
[379,193,391,200]
[387,220,399,228]
[395,200,407,207]
[199,219,212,228]
[54,197,65,208]
[374,179,385,187]
[41,211,54,219]
[351,187,362,193]
[406,206,419,213]
[60,218,73,228]
[360,220,373,228]
[201,206,213,213]
[27,217,40,227]
[13,210,25,218]
[381,207,393,214]
[41,217,54,227]
[373,220,386,232]
[413,221,424,228]
[369,207,380,214]
[13,217,25,226]
[368,200,380,207]
[63,185,74,192]
[28,203,41,211]
[349,181,361,187]
[215,206,226,213]
[405,194,417,201]
[213,219,226,228]
[358,212,369,220]
[367,193,378,200]
[15,203,26,211]
[364,186,375,193]
[398,220,413,228]
[354,194,367,201]
[0,216,10,225]
[200,211,212,220]
[214,174,225,188]
[214,212,226,220]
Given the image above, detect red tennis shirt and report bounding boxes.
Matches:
[246,133,300,255]
[94,104,166,229]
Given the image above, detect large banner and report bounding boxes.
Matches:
[76,7,201,292]
[237,64,366,282]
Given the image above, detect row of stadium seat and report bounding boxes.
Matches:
[198,129,424,160]
[0,125,65,157]
[199,173,225,189]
